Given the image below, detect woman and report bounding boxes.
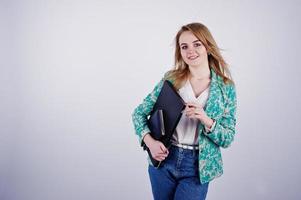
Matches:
[132,22,237,200]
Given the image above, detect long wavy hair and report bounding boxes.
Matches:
[166,22,234,90]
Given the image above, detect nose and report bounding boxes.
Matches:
[187,48,195,55]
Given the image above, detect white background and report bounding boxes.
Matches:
[1,0,301,199]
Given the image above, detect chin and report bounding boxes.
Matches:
[188,62,202,67]
[184,58,202,66]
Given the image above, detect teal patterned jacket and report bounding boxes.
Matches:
[132,68,237,184]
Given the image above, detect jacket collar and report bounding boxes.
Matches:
[204,68,225,119]
[167,67,225,118]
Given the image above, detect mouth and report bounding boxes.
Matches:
[188,55,199,60]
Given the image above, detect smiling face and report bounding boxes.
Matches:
[179,31,208,68]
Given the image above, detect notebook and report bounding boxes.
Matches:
[144,80,185,168]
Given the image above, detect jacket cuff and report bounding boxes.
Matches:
[139,129,151,149]
[203,119,216,134]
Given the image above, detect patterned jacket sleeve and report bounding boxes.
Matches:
[131,78,165,147]
[203,84,237,148]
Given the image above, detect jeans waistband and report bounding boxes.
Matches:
[171,142,199,150]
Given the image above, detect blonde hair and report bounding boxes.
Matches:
[166,22,234,90]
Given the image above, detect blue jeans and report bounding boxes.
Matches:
[148,145,209,200]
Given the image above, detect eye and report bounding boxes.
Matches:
[181,45,188,50]
[194,43,202,47]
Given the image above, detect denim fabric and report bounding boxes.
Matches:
[148,145,209,200]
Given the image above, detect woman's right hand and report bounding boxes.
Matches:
[143,134,169,162]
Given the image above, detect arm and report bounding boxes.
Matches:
[131,78,165,147]
[203,84,237,148]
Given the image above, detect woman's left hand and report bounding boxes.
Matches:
[184,102,207,123]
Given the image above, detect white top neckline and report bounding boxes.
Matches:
[187,79,210,100]
[171,79,210,145]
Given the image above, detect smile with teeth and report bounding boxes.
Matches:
[188,55,199,60]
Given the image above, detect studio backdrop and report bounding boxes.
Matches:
[1,0,301,200]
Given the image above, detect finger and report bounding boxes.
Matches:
[186,111,195,117]
[155,156,165,161]
[160,144,167,152]
[156,155,167,160]
[186,109,195,114]
[156,156,167,161]
[185,107,195,112]
[183,105,191,112]
[187,115,196,119]
[185,106,194,112]
[194,109,202,114]
[195,111,204,115]
[186,102,198,107]
[188,102,202,109]
[187,113,196,118]
[157,152,168,156]
[159,156,166,161]
[155,151,169,160]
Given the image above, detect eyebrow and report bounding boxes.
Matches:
[180,40,201,46]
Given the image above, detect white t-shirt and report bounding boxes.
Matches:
[171,79,209,146]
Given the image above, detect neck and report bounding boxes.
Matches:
[188,63,210,80]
